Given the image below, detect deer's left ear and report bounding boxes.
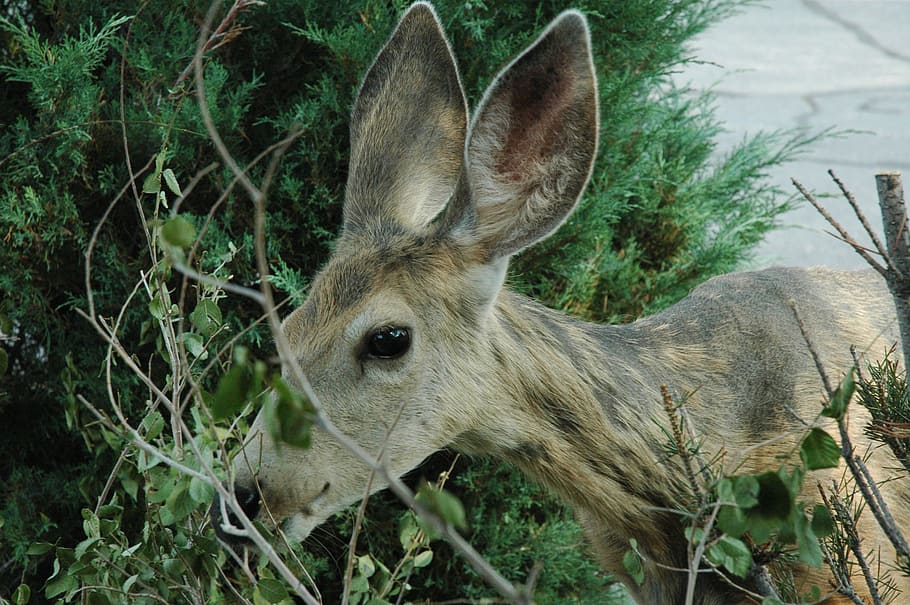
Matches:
[449,10,598,260]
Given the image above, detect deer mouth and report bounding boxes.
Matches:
[211,480,334,545]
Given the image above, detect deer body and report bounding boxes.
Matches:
[216,4,910,603]
[458,268,909,603]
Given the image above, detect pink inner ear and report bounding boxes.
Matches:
[495,57,575,181]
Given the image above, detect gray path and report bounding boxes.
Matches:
[680,0,910,269]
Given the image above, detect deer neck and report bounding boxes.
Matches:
[450,290,687,540]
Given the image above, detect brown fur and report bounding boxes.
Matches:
[214,4,910,603]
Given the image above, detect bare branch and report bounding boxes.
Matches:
[829,169,890,263]
[186,1,536,598]
[661,385,703,506]
[791,177,887,276]
[876,172,910,372]
[172,1,265,93]
[827,484,886,605]
[172,260,266,305]
[194,2,262,203]
[685,501,720,605]
[788,299,834,397]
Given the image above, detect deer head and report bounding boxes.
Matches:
[218,1,597,541]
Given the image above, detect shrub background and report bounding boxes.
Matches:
[0,0,804,602]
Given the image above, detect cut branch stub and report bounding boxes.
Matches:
[879,172,909,278]
[876,172,910,372]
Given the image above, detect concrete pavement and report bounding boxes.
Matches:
[679,0,910,269]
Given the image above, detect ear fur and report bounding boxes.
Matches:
[344,2,468,233]
[459,10,599,259]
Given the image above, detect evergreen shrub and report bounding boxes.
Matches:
[0,0,807,602]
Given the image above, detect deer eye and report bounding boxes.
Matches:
[365,326,411,359]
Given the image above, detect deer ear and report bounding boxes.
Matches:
[461,10,598,259]
[343,2,468,233]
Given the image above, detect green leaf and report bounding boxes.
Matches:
[823,369,855,420]
[96,503,122,519]
[349,574,369,594]
[189,299,222,337]
[44,563,77,599]
[399,514,420,550]
[731,475,760,508]
[413,549,433,568]
[415,484,467,531]
[212,364,253,420]
[12,583,30,605]
[141,170,160,194]
[122,574,139,594]
[622,539,645,586]
[148,297,166,320]
[800,428,841,470]
[81,509,100,539]
[160,215,196,248]
[162,168,182,196]
[684,526,704,544]
[707,535,752,578]
[0,312,12,335]
[796,512,825,568]
[0,347,8,377]
[753,472,793,521]
[162,557,185,577]
[802,584,823,603]
[26,542,54,556]
[189,477,214,505]
[121,474,139,501]
[182,332,206,359]
[255,578,289,604]
[267,376,314,448]
[140,411,165,441]
[74,536,99,560]
[811,504,835,539]
[357,555,376,578]
[762,596,785,605]
[164,481,195,522]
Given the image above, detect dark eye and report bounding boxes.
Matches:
[365,326,411,359]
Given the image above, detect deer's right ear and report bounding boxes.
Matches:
[343,2,468,233]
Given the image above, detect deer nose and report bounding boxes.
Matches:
[231,485,261,523]
[211,485,261,542]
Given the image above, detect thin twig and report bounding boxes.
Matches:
[172,1,265,93]
[791,284,910,598]
[828,486,885,605]
[172,260,266,304]
[684,501,719,605]
[828,169,890,263]
[192,5,536,600]
[341,470,376,605]
[791,178,887,276]
[77,395,211,484]
[661,385,703,505]
[193,2,262,203]
[788,299,834,397]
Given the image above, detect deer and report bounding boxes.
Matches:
[212,3,910,603]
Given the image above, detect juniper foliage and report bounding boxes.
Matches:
[1,0,809,602]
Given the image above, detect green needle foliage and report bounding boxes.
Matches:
[1,0,813,602]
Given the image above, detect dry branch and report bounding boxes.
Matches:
[187,3,537,603]
[876,172,910,371]
[795,170,910,594]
